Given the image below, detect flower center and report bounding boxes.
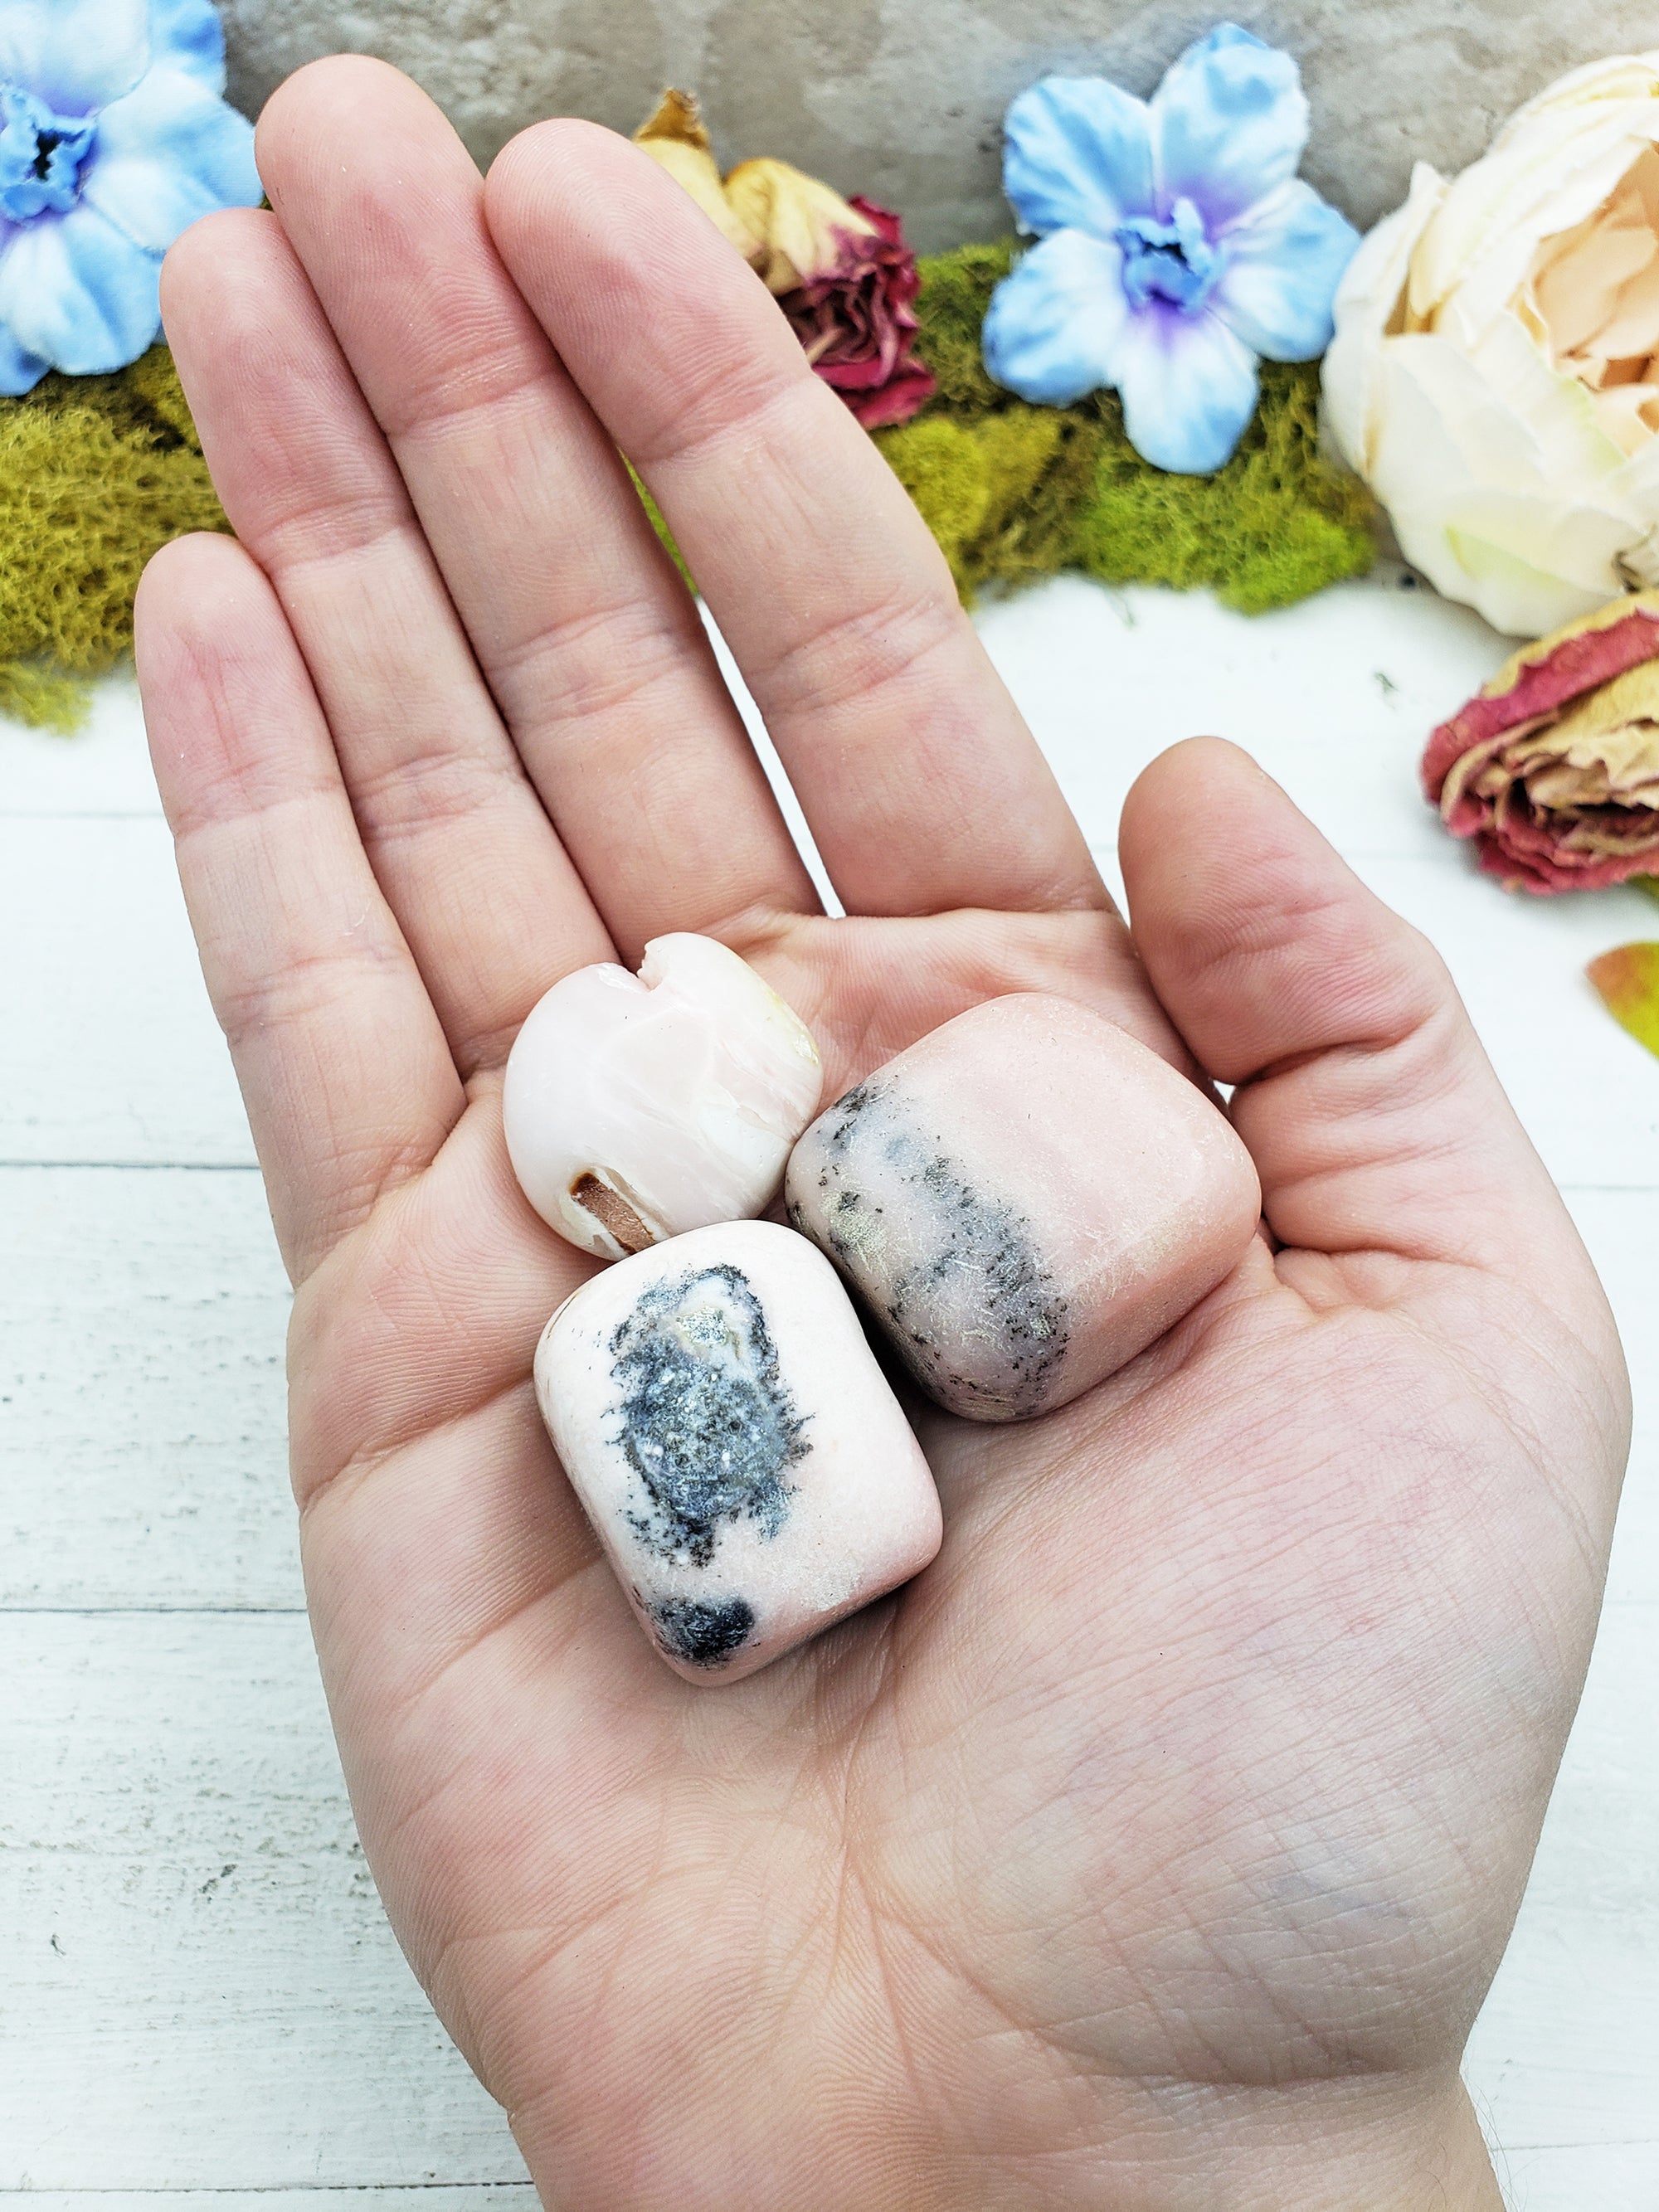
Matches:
[1516,145,1659,456]
[1115,197,1224,314]
[0,81,98,222]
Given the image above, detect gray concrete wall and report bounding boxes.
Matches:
[219,1,1659,250]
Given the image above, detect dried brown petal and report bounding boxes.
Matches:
[634,89,760,262]
[1422,591,1659,890]
[722,157,875,294]
[629,104,932,431]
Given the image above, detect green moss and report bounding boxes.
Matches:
[905,241,1014,413]
[0,659,95,732]
[630,462,695,593]
[876,415,995,586]
[1073,362,1375,612]
[886,242,1376,613]
[971,410,1105,588]
[0,347,227,730]
[0,246,1373,732]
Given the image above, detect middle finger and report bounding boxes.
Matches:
[251,57,819,960]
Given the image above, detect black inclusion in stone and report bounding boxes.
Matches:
[817,1078,884,1156]
[649,1594,756,1669]
[611,1262,809,1568]
[804,1082,1069,1417]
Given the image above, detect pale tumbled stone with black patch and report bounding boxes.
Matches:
[533,1220,941,1684]
[786,994,1262,1423]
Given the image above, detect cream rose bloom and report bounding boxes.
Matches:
[1324,53,1659,635]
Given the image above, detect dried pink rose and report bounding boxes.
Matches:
[722,157,873,295]
[778,197,937,430]
[635,96,936,431]
[1422,591,1659,892]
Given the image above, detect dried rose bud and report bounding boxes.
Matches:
[1422,591,1659,892]
[781,197,937,430]
[631,98,937,432]
[1587,941,1659,1060]
[633,90,760,264]
[722,156,878,294]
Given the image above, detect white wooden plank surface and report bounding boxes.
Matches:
[1,1613,526,2189]
[0,814,255,1166]
[2,571,1656,2205]
[0,1166,294,1609]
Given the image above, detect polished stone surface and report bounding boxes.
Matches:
[786,993,1262,1420]
[533,1218,941,1681]
[503,934,821,1260]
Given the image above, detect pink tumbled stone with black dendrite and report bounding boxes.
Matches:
[533,1220,941,1684]
[785,994,1262,1422]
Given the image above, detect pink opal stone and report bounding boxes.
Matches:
[533,1220,941,1684]
[786,994,1261,1422]
[504,934,823,1261]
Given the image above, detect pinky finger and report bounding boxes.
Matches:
[136,533,465,1283]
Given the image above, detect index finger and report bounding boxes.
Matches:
[484,121,1109,922]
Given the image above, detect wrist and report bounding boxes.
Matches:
[513,2069,1505,2212]
[974,2073,1504,2212]
[1126,2073,1502,2212]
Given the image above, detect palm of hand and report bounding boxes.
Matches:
[138,59,1627,2212]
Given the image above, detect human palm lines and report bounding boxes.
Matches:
[281,888,1589,2137]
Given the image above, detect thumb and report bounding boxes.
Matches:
[1118,739,1603,1318]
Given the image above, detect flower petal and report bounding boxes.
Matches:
[0,200,160,372]
[1152,23,1309,230]
[1321,160,1447,475]
[1410,111,1658,338]
[1211,177,1359,360]
[82,65,260,255]
[1456,307,1627,482]
[1365,334,1639,633]
[0,284,50,394]
[1495,52,1659,153]
[1001,76,1155,238]
[982,228,1130,406]
[1588,942,1659,1057]
[634,90,761,264]
[723,158,872,293]
[1109,302,1260,473]
[0,0,150,114]
[144,0,229,92]
[1434,504,1624,635]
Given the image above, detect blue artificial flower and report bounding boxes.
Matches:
[0,0,260,394]
[982,25,1360,474]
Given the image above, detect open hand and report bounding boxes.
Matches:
[135,58,1628,2210]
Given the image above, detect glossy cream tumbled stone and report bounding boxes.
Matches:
[786,994,1262,1423]
[533,1219,942,1684]
[504,934,822,1259]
